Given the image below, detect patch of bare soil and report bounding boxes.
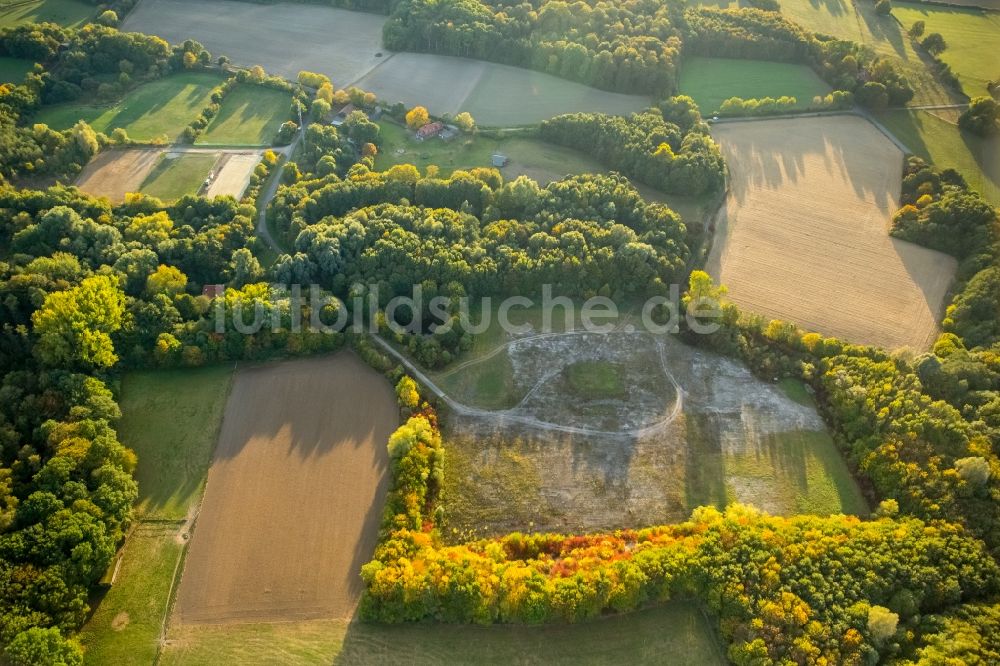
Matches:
[74,148,161,203]
[173,353,398,624]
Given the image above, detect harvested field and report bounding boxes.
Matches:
[75,148,162,203]
[357,53,484,118]
[173,353,397,624]
[707,115,956,351]
[205,152,260,199]
[125,0,649,125]
[123,0,387,86]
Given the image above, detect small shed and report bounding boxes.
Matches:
[491,153,509,167]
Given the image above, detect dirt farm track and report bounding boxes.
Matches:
[707,115,957,351]
[173,354,398,624]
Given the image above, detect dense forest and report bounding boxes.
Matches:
[539,96,725,196]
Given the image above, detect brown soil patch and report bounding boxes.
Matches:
[707,115,956,351]
[172,353,397,624]
[74,148,161,203]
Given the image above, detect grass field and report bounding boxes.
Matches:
[458,59,649,126]
[707,115,957,351]
[679,57,831,113]
[563,360,626,400]
[879,108,1000,205]
[692,0,963,106]
[34,72,223,142]
[79,366,232,664]
[0,0,92,28]
[0,57,33,84]
[892,2,1000,96]
[78,524,184,665]
[117,366,233,521]
[161,602,724,665]
[196,84,291,146]
[138,153,216,202]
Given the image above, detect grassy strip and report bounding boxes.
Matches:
[161,602,723,665]
[878,108,1000,205]
[0,56,33,83]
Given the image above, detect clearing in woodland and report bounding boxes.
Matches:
[679,57,831,114]
[429,329,866,537]
[173,353,397,624]
[707,115,956,351]
[0,57,33,84]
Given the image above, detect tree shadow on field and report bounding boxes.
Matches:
[856,3,909,60]
[808,0,849,18]
[174,352,397,623]
[718,116,900,214]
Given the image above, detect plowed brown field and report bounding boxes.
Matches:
[707,115,956,351]
[173,353,397,624]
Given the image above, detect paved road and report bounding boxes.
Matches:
[255,128,304,254]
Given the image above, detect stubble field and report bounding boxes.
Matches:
[124,0,649,126]
[707,115,957,351]
[173,354,398,625]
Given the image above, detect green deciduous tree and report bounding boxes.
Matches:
[32,275,126,369]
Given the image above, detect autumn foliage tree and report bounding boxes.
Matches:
[405,105,430,130]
